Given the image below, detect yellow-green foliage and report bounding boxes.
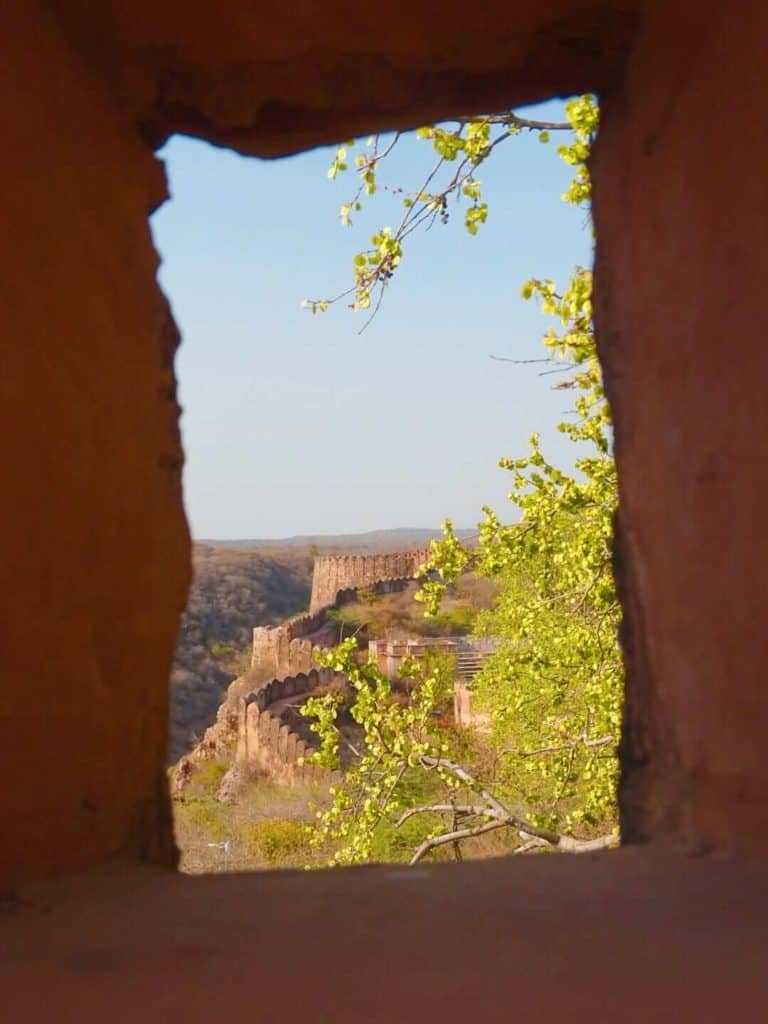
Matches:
[303,640,458,866]
[331,577,492,640]
[177,798,230,843]
[298,96,619,867]
[244,819,309,864]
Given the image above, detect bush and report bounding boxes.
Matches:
[370,812,444,862]
[177,798,230,843]
[244,819,309,865]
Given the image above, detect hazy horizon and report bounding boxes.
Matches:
[196,524,481,545]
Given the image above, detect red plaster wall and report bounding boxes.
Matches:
[48,0,641,155]
[593,1,768,850]
[4,0,768,884]
[0,0,189,881]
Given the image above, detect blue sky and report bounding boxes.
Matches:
[151,100,591,539]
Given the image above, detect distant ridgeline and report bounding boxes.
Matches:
[176,549,429,792]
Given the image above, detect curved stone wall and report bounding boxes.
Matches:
[236,668,344,787]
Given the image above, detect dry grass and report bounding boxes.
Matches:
[173,766,333,873]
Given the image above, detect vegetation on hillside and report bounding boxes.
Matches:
[169,544,312,762]
[172,756,327,872]
[327,576,497,642]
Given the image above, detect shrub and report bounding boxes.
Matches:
[178,798,230,843]
[370,812,444,862]
[244,819,309,865]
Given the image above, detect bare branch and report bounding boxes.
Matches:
[396,804,489,828]
[410,820,508,865]
[413,754,619,859]
[515,734,615,758]
[419,754,561,845]
[489,355,571,367]
[419,755,511,821]
[342,737,362,759]
[552,834,617,853]
[513,837,550,854]
[452,112,571,131]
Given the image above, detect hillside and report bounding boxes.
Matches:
[200,526,478,552]
[169,544,312,762]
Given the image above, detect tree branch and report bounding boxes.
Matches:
[396,804,488,827]
[410,820,508,865]
[454,113,571,131]
[413,754,619,859]
[515,734,615,758]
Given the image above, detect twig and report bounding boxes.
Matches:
[514,734,615,758]
[454,113,571,132]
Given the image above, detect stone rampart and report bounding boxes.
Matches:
[253,566,426,678]
[236,668,344,787]
[309,549,430,613]
[185,549,433,783]
[251,609,329,678]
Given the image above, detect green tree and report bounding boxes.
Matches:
[302,96,621,864]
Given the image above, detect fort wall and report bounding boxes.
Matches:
[309,549,429,613]
[184,550,429,785]
[253,567,426,679]
[235,668,344,787]
[250,609,328,679]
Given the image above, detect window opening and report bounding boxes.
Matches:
[151,96,620,873]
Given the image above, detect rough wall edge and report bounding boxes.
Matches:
[590,58,678,848]
[46,4,643,158]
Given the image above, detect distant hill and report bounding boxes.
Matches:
[169,544,313,763]
[199,527,479,552]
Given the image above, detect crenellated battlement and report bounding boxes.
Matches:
[236,668,345,787]
[183,547,434,786]
[309,548,429,613]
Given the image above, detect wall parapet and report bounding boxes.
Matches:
[309,548,430,613]
[184,548,435,782]
[236,667,344,787]
[253,558,429,678]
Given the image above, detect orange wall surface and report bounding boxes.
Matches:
[3,0,768,883]
[593,1,768,850]
[0,0,189,880]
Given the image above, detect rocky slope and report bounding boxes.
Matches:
[169,544,312,762]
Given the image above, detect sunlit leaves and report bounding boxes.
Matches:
[417,95,620,838]
[305,105,573,320]
[303,96,619,859]
[301,641,456,866]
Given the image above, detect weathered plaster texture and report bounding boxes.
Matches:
[3,0,767,888]
[1,0,188,882]
[4,853,768,1023]
[48,0,642,155]
[592,0,768,851]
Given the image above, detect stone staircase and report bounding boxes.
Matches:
[455,650,486,681]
